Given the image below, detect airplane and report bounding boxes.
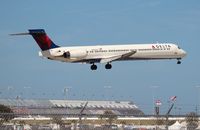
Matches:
[11,29,187,70]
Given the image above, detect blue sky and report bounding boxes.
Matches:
[0,0,200,114]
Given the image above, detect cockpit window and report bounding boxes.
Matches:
[178,46,181,49]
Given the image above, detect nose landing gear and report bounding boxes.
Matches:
[177,59,181,64]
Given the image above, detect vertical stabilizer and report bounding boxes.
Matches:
[28,29,59,51]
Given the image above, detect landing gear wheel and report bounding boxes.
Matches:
[91,64,97,70]
[177,60,181,64]
[105,63,112,69]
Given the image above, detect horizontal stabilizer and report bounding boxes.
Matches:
[10,32,30,36]
[10,29,46,36]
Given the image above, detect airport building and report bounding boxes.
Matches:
[0,99,144,116]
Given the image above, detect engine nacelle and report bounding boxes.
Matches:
[63,50,87,59]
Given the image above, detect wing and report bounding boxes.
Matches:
[100,50,137,63]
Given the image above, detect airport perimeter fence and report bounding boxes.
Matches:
[1,112,198,117]
[0,113,200,130]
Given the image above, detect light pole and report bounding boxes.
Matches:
[23,86,31,99]
[195,85,200,115]
[7,86,14,99]
[104,86,112,101]
[63,87,71,100]
[150,86,159,115]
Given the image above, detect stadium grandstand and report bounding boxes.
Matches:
[0,99,144,116]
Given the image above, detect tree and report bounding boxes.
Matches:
[0,104,14,125]
[71,120,78,130]
[18,120,25,126]
[100,110,117,128]
[120,120,126,129]
[185,112,198,130]
[51,115,64,129]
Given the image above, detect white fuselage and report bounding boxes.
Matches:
[40,43,186,64]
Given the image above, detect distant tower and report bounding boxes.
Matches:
[63,87,71,100]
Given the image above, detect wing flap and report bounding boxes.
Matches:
[100,55,121,63]
[100,50,137,63]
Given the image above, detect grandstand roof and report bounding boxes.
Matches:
[0,99,144,115]
[0,99,138,109]
[50,100,138,109]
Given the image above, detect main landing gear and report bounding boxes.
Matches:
[90,63,112,70]
[90,64,97,70]
[105,63,112,69]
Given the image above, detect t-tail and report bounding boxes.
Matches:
[10,29,60,51]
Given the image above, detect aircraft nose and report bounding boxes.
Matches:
[181,49,187,57]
